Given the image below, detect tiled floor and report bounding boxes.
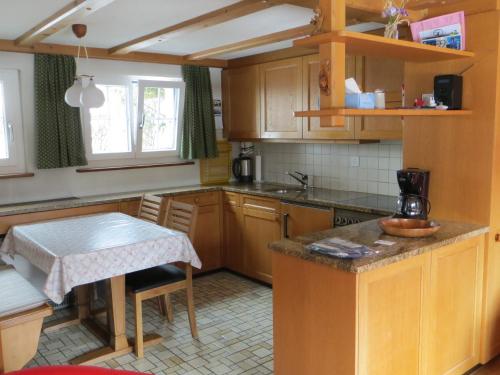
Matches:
[30,272,273,375]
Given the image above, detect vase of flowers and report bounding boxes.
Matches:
[382,0,409,39]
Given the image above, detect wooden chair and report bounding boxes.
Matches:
[137,194,163,224]
[125,200,199,358]
[0,266,52,373]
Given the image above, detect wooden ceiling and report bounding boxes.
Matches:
[1,0,496,67]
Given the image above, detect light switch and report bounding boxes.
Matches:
[350,156,360,167]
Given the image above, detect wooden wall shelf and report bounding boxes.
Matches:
[294,31,474,62]
[295,109,473,117]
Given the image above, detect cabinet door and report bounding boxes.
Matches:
[302,54,360,139]
[425,236,484,375]
[223,203,244,274]
[480,232,500,363]
[358,253,431,375]
[354,57,403,140]
[222,65,260,140]
[174,193,222,273]
[260,58,303,139]
[241,195,281,284]
[281,203,333,239]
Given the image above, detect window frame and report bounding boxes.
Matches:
[0,69,26,174]
[136,80,185,158]
[82,77,185,164]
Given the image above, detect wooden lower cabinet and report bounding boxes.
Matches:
[358,252,431,375]
[174,192,222,273]
[481,231,500,363]
[223,199,244,274]
[426,236,485,375]
[281,202,333,238]
[273,234,486,375]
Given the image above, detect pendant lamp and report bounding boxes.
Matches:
[64,24,105,108]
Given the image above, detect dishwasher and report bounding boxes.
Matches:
[333,208,385,227]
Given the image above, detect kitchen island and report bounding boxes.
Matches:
[269,220,489,375]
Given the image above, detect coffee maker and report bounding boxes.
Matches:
[396,168,431,220]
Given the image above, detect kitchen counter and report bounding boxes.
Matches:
[269,219,489,273]
[0,183,399,217]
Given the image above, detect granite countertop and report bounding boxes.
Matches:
[269,219,489,273]
[0,182,399,217]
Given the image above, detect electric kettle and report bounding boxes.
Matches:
[232,155,253,183]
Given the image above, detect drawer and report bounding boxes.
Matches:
[241,194,280,213]
[223,192,240,207]
[174,191,220,207]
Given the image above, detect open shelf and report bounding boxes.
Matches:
[294,30,474,62]
[294,108,473,117]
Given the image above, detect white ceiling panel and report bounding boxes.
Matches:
[0,0,71,40]
[217,40,294,60]
[45,0,240,48]
[143,4,314,56]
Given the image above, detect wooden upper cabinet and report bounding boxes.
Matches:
[355,57,404,140]
[260,58,303,139]
[222,65,260,140]
[303,54,360,139]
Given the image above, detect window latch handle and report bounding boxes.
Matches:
[139,113,145,129]
[7,122,14,142]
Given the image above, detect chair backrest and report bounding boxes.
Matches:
[163,200,198,242]
[138,194,163,224]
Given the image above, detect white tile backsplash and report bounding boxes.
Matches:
[258,141,402,196]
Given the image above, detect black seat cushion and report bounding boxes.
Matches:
[126,264,186,294]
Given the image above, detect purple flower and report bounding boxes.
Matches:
[399,8,409,16]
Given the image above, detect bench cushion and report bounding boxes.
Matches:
[126,264,186,293]
[0,267,48,318]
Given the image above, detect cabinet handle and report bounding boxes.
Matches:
[496,234,500,242]
[283,213,289,239]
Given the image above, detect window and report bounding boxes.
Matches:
[0,69,25,174]
[83,78,184,162]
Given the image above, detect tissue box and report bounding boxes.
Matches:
[345,93,375,109]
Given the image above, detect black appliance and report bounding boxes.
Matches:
[232,155,253,183]
[396,168,431,220]
[434,74,463,110]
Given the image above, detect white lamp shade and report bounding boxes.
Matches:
[65,78,83,107]
[80,78,105,108]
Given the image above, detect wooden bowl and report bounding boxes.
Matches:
[378,218,441,238]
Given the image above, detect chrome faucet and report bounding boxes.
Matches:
[286,171,309,190]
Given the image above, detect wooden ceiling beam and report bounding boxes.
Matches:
[186,24,316,60]
[15,0,115,46]
[109,0,297,55]
[0,39,227,68]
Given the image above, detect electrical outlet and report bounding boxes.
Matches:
[350,156,360,167]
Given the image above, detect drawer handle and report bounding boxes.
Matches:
[496,234,500,242]
[243,203,275,212]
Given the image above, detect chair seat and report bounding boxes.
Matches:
[126,265,186,293]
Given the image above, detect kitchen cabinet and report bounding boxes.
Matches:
[481,232,500,362]
[302,54,361,140]
[274,234,486,375]
[425,236,484,375]
[173,192,222,273]
[222,65,260,139]
[260,57,303,139]
[281,202,333,238]
[355,56,404,140]
[222,192,244,274]
[241,195,281,284]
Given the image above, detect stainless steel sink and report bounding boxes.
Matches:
[268,189,305,194]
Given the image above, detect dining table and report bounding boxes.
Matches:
[0,212,201,365]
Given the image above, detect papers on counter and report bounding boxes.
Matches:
[307,237,379,259]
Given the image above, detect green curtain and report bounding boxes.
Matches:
[35,54,87,169]
[180,65,218,160]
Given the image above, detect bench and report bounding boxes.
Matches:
[0,266,52,373]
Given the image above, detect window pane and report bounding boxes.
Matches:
[90,85,130,154]
[0,81,8,160]
[142,86,179,152]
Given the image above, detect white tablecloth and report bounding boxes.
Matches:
[0,213,201,303]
